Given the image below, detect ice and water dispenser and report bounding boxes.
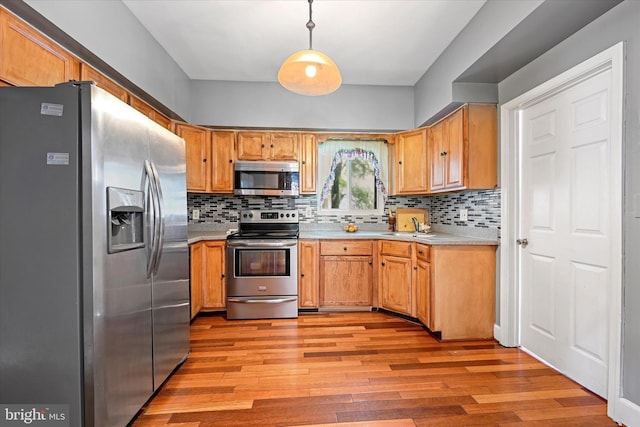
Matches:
[107,187,145,253]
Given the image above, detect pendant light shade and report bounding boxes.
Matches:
[278,0,341,96]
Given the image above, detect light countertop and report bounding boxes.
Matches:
[188,229,498,246]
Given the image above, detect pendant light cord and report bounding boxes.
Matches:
[306,0,315,50]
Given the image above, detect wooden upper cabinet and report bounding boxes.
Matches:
[80,64,128,102]
[176,123,210,192]
[210,130,235,193]
[0,9,80,86]
[129,95,172,130]
[300,133,317,194]
[237,131,299,161]
[429,104,497,193]
[394,128,428,195]
[236,132,267,160]
[269,132,299,160]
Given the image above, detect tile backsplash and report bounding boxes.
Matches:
[188,189,501,239]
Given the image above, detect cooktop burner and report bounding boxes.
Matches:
[228,209,300,240]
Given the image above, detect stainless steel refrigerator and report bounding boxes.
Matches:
[0,82,190,427]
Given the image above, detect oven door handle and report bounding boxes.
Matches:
[227,298,298,304]
[227,241,298,248]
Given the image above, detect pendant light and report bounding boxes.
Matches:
[278,0,342,96]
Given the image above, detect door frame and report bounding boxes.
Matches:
[497,42,630,422]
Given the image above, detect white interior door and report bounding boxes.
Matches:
[519,67,613,398]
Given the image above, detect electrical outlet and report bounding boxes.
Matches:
[459,208,468,222]
[192,209,200,220]
[305,206,313,218]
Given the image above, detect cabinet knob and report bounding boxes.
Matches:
[271,144,274,148]
[418,250,423,254]
[343,247,347,251]
[302,160,306,164]
[381,262,385,266]
[440,151,448,156]
[229,159,233,163]
[398,161,402,165]
[301,273,305,277]
[202,158,207,162]
[221,274,225,278]
[368,261,373,265]
[413,266,418,270]
[261,144,265,148]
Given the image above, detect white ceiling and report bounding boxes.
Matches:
[122,0,486,87]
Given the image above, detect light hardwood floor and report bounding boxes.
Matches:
[130,311,617,427]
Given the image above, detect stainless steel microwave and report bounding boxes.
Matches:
[233,161,300,196]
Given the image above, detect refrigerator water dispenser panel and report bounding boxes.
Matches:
[107,186,144,253]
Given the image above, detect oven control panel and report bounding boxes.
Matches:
[239,209,299,223]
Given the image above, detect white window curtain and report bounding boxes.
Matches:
[318,139,389,213]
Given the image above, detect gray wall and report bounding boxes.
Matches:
[498,0,640,404]
[23,0,192,121]
[189,80,414,131]
[413,0,542,127]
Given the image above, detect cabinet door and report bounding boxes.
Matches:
[176,123,210,192]
[380,255,413,316]
[300,133,317,194]
[320,256,373,307]
[415,257,431,327]
[298,240,319,308]
[210,131,235,193]
[270,133,299,160]
[444,108,465,189]
[237,132,268,160]
[80,63,128,102]
[189,243,203,319]
[395,128,428,194]
[203,241,226,309]
[0,9,80,86]
[428,120,446,192]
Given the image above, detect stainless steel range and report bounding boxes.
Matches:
[226,209,299,319]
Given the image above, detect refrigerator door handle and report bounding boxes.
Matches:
[144,160,161,278]
[149,161,165,275]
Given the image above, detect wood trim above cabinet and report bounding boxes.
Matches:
[80,63,128,102]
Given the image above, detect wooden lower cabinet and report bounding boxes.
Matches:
[189,240,226,318]
[379,240,415,317]
[319,240,374,308]
[202,241,226,310]
[415,244,431,326]
[429,245,496,340]
[298,240,319,308]
[189,243,203,319]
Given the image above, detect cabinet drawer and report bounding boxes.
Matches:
[320,240,373,256]
[416,243,430,262]
[380,240,413,258]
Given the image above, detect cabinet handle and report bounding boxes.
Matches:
[398,161,402,165]
[301,273,305,277]
[440,151,448,156]
[368,261,373,265]
[418,250,423,254]
[343,247,347,251]
[271,144,274,148]
[221,274,225,278]
[381,262,385,266]
[229,159,233,163]
[261,144,265,148]
[413,266,417,270]
[202,158,207,162]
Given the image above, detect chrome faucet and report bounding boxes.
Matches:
[411,217,420,232]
